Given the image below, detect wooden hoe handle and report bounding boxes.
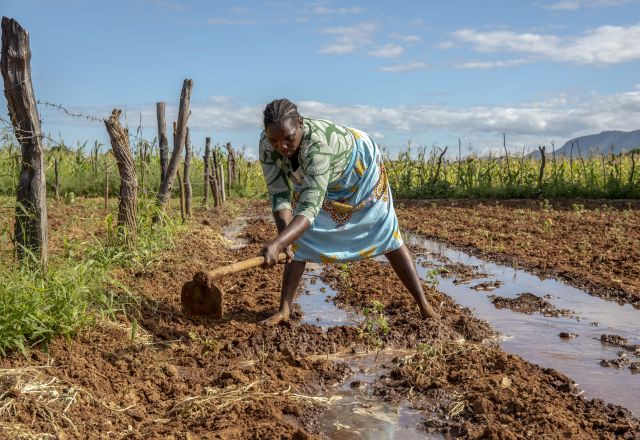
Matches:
[207,253,288,280]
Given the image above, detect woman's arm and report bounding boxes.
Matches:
[262,213,310,267]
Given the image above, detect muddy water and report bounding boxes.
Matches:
[221,217,250,250]
[405,233,640,415]
[297,270,440,438]
[298,264,361,328]
[314,351,442,440]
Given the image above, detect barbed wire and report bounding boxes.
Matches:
[36,100,105,123]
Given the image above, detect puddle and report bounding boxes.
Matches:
[317,350,443,440]
[297,272,436,438]
[221,217,250,250]
[298,264,361,329]
[405,233,640,415]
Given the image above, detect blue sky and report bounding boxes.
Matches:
[2,0,640,157]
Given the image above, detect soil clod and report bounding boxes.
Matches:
[600,334,630,347]
[490,292,573,317]
[470,280,503,291]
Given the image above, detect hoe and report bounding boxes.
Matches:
[181,253,287,317]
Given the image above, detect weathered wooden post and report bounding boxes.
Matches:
[1,17,49,266]
[92,140,100,175]
[210,155,221,207]
[219,162,226,204]
[156,102,169,186]
[177,168,185,222]
[104,158,109,209]
[203,137,211,206]
[154,79,192,221]
[225,142,237,190]
[538,145,546,195]
[183,127,192,218]
[104,109,138,243]
[54,157,60,199]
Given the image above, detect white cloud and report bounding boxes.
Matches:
[455,59,531,69]
[378,61,428,72]
[308,5,365,14]
[453,23,640,64]
[368,44,404,58]
[437,41,457,50]
[389,33,422,43]
[208,17,255,25]
[41,85,640,153]
[319,22,377,54]
[542,0,630,10]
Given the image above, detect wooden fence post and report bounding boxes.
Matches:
[154,80,192,221]
[225,142,236,189]
[219,162,226,204]
[210,156,221,207]
[157,102,169,186]
[538,145,546,195]
[54,157,60,199]
[104,109,138,244]
[177,169,185,222]
[183,127,192,218]
[104,158,109,209]
[203,137,211,206]
[1,17,49,266]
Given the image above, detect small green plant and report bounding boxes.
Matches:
[188,331,219,353]
[337,262,350,282]
[360,300,390,349]
[542,218,554,232]
[130,318,138,343]
[63,191,75,204]
[424,268,441,289]
[539,199,552,211]
[571,203,585,213]
[416,342,442,358]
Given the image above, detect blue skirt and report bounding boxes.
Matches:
[291,128,403,264]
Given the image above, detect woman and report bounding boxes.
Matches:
[259,98,438,325]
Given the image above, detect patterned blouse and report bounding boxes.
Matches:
[259,118,355,224]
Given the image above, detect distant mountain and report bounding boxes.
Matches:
[531,130,640,158]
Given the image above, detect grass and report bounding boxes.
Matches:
[0,198,185,357]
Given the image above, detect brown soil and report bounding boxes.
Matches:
[396,199,640,307]
[320,257,640,439]
[490,292,574,317]
[1,199,639,439]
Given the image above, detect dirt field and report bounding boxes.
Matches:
[396,199,640,308]
[1,199,639,439]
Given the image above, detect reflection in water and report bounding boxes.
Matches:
[317,351,443,440]
[298,265,361,329]
[405,233,640,415]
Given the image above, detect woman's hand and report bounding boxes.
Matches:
[262,213,310,268]
[261,241,284,267]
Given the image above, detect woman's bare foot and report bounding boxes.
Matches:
[420,303,439,320]
[260,308,290,326]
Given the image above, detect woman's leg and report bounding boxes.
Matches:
[261,260,307,325]
[385,244,439,319]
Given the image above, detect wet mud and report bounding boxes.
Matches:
[396,199,640,307]
[1,199,639,439]
[490,292,574,317]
